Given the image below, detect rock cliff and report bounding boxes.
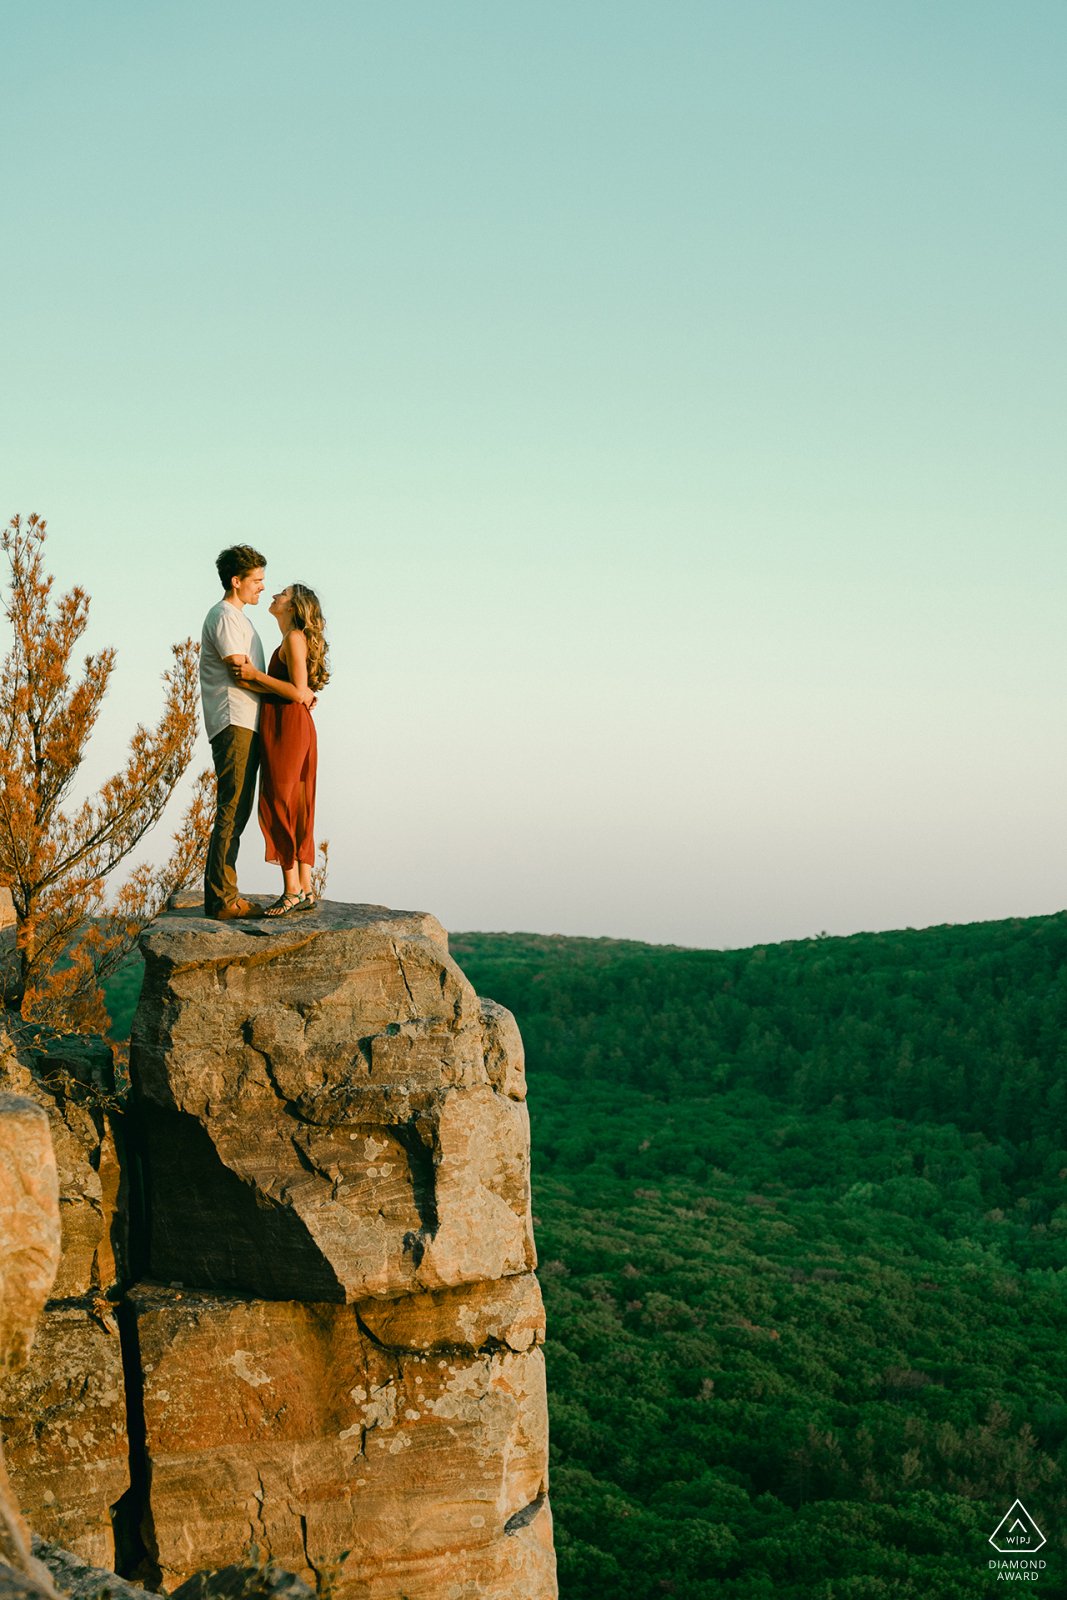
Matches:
[0,1034,129,1567]
[1,902,557,1600]
[0,1089,62,1594]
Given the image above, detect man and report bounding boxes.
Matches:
[199,545,269,919]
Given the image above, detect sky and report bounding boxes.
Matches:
[2,1,1064,949]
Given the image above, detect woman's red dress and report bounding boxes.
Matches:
[258,645,317,869]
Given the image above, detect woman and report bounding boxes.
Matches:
[233,583,330,917]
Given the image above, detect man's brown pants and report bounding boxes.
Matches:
[204,726,259,916]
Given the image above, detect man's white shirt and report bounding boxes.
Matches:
[199,598,266,741]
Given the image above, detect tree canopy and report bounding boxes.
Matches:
[450,918,1067,1598]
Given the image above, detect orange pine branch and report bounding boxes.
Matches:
[0,514,213,1037]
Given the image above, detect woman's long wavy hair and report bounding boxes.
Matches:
[288,583,330,692]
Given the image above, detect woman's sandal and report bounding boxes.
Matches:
[264,892,304,918]
[294,891,318,913]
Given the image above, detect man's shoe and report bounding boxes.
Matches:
[215,897,256,921]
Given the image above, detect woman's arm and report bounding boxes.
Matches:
[233,638,314,705]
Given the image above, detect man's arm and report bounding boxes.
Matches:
[223,652,268,692]
[232,651,315,707]
[224,653,289,698]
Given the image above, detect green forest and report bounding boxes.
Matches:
[106,911,1067,1598]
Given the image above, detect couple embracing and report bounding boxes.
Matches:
[199,543,329,921]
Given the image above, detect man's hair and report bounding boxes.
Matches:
[216,545,267,592]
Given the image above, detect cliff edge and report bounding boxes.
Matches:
[2,901,557,1600]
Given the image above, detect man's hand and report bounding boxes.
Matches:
[299,687,316,708]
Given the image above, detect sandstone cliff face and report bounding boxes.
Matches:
[0,1092,61,1370]
[0,1033,129,1569]
[0,1090,62,1591]
[2,903,557,1600]
[133,1284,551,1598]
[131,904,535,1305]
[0,1036,124,1302]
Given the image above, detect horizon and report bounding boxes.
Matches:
[149,893,1067,955]
[390,900,1067,951]
[4,2,1065,949]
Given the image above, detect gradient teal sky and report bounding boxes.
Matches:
[4,2,1064,946]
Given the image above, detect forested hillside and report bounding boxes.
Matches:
[449,916,1067,1598]
[106,912,1067,1597]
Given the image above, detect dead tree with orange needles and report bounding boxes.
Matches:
[0,513,213,1037]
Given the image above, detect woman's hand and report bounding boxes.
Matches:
[232,657,259,683]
